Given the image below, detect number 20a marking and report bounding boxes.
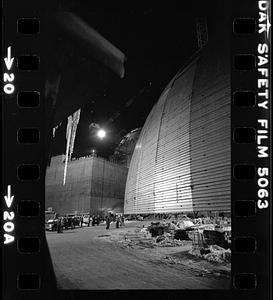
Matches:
[3,73,15,94]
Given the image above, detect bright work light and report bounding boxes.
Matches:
[97,129,106,139]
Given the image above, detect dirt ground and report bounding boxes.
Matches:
[46,220,231,289]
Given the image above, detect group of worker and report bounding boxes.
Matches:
[89,215,100,227]
[56,217,64,233]
[56,214,125,233]
[105,214,125,230]
[57,215,89,233]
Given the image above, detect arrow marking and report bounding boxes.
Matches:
[4,46,14,71]
[4,185,14,208]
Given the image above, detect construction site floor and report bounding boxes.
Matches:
[46,220,231,289]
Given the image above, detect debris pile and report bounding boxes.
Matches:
[203,230,229,249]
[119,216,231,261]
[146,219,195,239]
[155,235,187,247]
[140,227,152,238]
[119,231,154,248]
[174,229,190,240]
[189,245,231,263]
[147,222,166,237]
[163,256,183,265]
[176,219,195,229]
[119,226,190,248]
[119,236,135,248]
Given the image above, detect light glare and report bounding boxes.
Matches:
[97,129,106,139]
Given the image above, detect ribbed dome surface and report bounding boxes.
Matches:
[124,39,230,214]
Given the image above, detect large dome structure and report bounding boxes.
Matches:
[124,33,230,215]
[110,128,142,167]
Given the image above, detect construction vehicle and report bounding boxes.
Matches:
[45,210,58,231]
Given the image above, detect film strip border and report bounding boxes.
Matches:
[2,1,271,300]
[2,2,56,299]
[231,0,271,299]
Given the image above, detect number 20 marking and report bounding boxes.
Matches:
[3,72,15,94]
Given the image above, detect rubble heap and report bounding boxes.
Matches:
[119,216,231,261]
[155,234,188,247]
[189,245,231,263]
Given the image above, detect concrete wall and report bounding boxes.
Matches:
[90,158,128,214]
[46,155,128,215]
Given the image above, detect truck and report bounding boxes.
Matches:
[45,210,58,231]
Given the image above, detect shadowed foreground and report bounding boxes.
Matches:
[47,222,230,289]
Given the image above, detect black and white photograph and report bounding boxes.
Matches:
[43,0,232,290]
[2,0,271,298]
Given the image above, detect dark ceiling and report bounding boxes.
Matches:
[48,0,230,158]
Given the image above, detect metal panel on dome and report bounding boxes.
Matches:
[125,41,230,215]
[125,59,198,214]
[154,60,198,213]
[189,40,230,213]
[125,87,171,214]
